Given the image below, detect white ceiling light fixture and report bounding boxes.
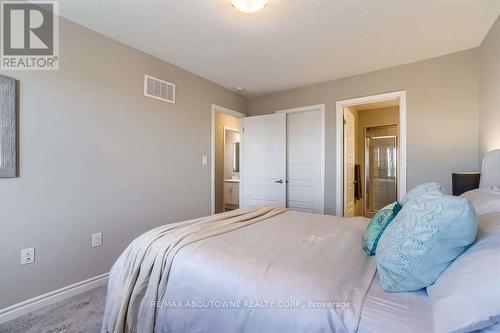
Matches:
[231,0,268,14]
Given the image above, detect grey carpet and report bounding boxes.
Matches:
[0,285,107,333]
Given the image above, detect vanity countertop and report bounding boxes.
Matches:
[225,179,240,183]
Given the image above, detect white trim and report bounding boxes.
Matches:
[211,104,245,215]
[239,119,245,208]
[0,273,109,324]
[276,104,326,214]
[335,91,407,216]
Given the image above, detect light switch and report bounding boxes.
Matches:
[92,232,103,248]
[201,155,208,166]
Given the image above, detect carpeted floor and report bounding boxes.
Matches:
[0,285,107,333]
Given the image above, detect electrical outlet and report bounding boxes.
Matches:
[21,248,35,265]
[201,155,208,166]
[92,232,103,248]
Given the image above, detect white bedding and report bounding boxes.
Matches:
[358,274,434,333]
[102,207,287,332]
[359,274,500,333]
[106,208,498,333]
[104,210,377,333]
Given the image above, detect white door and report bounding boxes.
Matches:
[344,108,356,217]
[286,108,324,213]
[241,114,287,208]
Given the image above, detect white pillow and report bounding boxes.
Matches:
[461,188,500,215]
[427,213,500,333]
[481,322,500,333]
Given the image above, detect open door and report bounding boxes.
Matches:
[343,108,356,217]
[240,114,286,208]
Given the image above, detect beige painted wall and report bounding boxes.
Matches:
[214,112,240,213]
[0,18,246,308]
[354,107,399,216]
[249,49,480,214]
[479,16,500,158]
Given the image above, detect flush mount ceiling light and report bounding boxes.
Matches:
[231,0,268,13]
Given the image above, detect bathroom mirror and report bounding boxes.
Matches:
[233,142,240,173]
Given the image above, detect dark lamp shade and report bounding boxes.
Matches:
[452,172,481,196]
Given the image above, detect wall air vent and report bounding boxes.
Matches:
[144,74,175,104]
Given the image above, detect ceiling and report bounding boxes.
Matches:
[57,0,500,97]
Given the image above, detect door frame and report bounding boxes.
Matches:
[211,104,246,215]
[276,104,326,214]
[335,91,407,216]
[343,106,357,217]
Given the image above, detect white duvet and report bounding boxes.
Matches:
[103,209,377,333]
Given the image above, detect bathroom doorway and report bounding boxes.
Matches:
[211,104,245,214]
[364,125,398,217]
[336,91,407,218]
[222,128,240,211]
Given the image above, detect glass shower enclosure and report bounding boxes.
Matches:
[365,125,398,216]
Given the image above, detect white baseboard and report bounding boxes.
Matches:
[0,272,109,324]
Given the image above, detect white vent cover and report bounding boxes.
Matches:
[144,74,175,104]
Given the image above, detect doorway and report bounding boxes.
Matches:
[223,127,240,211]
[336,91,407,217]
[364,124,398,217]
[211,104,245,214]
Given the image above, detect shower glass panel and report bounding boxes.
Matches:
[365,126,397,215]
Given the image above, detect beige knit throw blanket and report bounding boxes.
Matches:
[101,206,287,333]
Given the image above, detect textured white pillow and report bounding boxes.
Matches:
[461,188,500,215]
[427,213,500,333]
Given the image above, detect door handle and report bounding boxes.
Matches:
[275,179,284,184]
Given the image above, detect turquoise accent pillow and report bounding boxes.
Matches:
[363,202,402,256]
[376,194,478,292]
[400,182,446,205]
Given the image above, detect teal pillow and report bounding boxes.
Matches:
[376,194,478,292]
[363,203,402,256]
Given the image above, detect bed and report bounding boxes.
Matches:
[102,150,500,333]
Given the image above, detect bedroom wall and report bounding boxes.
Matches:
[479,16,500,158]
[248,49,480,215]
[0,17,246,308]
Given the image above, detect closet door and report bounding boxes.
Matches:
[240,114,287,208]
[285,108,324,214]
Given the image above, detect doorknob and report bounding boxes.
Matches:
[275,179,284,184]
